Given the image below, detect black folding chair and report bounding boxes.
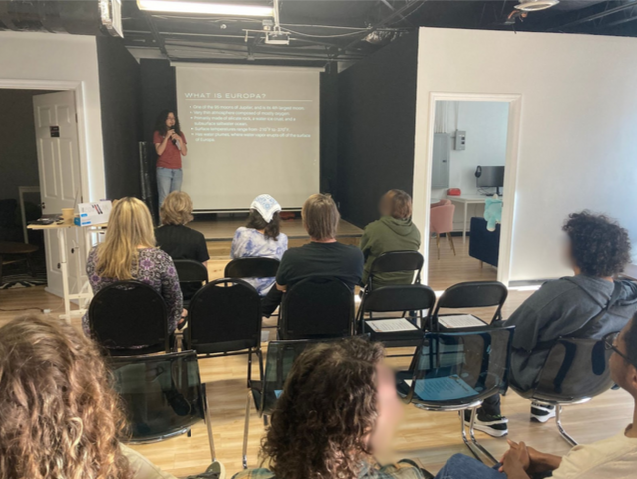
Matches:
[224,257,280,279]
[397,326,515,465]
[88,280,170,356]
[242,339,313,468]
[174,259,208,309]
[359,284,436,349]
[185,278,263,385]
[109,350,220,468]
[364,250,424,291]
[432,281,508,330]
[509,333,618,446]
[278,277,355,340]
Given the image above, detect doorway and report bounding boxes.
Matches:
[423,94,522,289]
[0,87,85,299]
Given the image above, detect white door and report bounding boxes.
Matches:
[33,91,85,298]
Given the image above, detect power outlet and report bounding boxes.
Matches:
[454,130,466,150]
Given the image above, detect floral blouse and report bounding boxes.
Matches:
[230,227,288,296]
[83,247,183,336]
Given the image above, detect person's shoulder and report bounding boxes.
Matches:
[339,242,365,258]
[363,219,383,232]
[231,468,275,479]
[153,130,162,142]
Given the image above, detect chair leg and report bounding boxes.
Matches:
[556,406,578,447]
[242,389,251,469]
[447,234,456,256]
[436,234,441,260]
[202,384,217,463]
[458,410,481,462]
[468,408,498,465]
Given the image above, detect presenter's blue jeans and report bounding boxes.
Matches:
[157,167,183,207]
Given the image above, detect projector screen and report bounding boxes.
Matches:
[175,64,320,210]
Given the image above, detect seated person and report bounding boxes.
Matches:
[262,194,364,317]
[155,191,209,300]
[360,189,421,288]
[474,212,637,437]
[84,197,184,340]
[233,337,427,479]
[437,313,637,479]
[230,194,288,296]
[0,314,208,479]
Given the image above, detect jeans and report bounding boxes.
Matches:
[435,454,503,479]
[481,393,502,416]
[157,167,183,207]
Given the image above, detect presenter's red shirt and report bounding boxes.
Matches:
[153,131,187,169]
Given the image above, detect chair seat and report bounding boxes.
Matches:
[184,337,257,355]
[364,318,424,348]
[105,343,167,357]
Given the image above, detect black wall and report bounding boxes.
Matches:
[96,36,143,199]
[320,69,339,196]
[140,59,177,143]
[337,33,419,228]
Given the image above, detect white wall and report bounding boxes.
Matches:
[414,28,637,282]
[431,101,509,229]
[0,32,105,202]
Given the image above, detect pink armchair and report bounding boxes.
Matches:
[430,203,456,260]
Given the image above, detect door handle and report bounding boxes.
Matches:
[41,202,46,210]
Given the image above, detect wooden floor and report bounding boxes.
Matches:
[0,237,632,478]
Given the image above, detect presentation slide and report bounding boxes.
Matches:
[176,64,320,210]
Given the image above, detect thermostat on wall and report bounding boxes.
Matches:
[454,130,466,150]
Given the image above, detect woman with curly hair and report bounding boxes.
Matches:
[0,315,178,479]
[473,211,637,438]
[234,337,427,479]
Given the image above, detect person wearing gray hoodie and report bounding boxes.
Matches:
[471,211,637,438]
[360,190,421,288]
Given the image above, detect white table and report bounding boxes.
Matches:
[447,196,486,243]
[28,222,106,322]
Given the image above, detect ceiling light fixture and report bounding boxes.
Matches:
[514,0,560,12]
[137,0,274,17]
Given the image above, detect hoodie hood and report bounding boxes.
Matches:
[566,274,637,316]
[379,216,415,237]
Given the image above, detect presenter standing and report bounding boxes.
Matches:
[154,110,188,207]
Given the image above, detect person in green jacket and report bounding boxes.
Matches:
[360,190,421,288]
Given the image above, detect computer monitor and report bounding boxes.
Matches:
[476,166,504,195]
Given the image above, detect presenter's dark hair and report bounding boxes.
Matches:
[246,210,281,241]
[563,211,631,277]
[154,109,181,136]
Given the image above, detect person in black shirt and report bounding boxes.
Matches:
[262,194,363,316]
[155,191,209,302]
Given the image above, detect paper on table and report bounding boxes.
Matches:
[404,375,479,400]
[438,314,486,329]
[366,318,419,333]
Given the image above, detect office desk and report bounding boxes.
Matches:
[28,222,106,322]
[447,196,486,243]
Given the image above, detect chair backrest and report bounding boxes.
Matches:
[109,350,206,441]
[511,334,617,403]
[362,284,436,315]
[430,204,455,234]
[88,280,169,354]
[174,259,209,283]
[402,326,515,407]
[433,281,508,323]
[368,251,424,288]
[279,277,354,340]
[224,257,280,279]
[188,278,262,354]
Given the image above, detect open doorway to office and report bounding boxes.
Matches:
[424,94,522,290]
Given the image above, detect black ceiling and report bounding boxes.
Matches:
[120,0,637,66]
[3,1,637,66]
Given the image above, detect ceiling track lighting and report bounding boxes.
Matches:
[514,0,560,12]
[137,1,274,17]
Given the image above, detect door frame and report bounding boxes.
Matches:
[420,92,523,287]
[0,79,89,202]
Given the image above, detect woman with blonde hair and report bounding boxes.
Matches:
[84,197,183,338]
[0,315,178,479]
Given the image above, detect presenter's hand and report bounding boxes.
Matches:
[167,129,176,139]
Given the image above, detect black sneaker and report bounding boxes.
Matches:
[531,402,556,423]
[464,409,509,437]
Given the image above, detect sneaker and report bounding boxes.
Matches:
[531,402,556,423]
[464,409,509,437]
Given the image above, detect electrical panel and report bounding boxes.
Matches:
[454,130,466,150]
[432,133,450,189]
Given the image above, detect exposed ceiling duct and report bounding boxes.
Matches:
[0,0,123,37]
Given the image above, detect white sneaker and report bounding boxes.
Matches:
[531,402,556,423]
